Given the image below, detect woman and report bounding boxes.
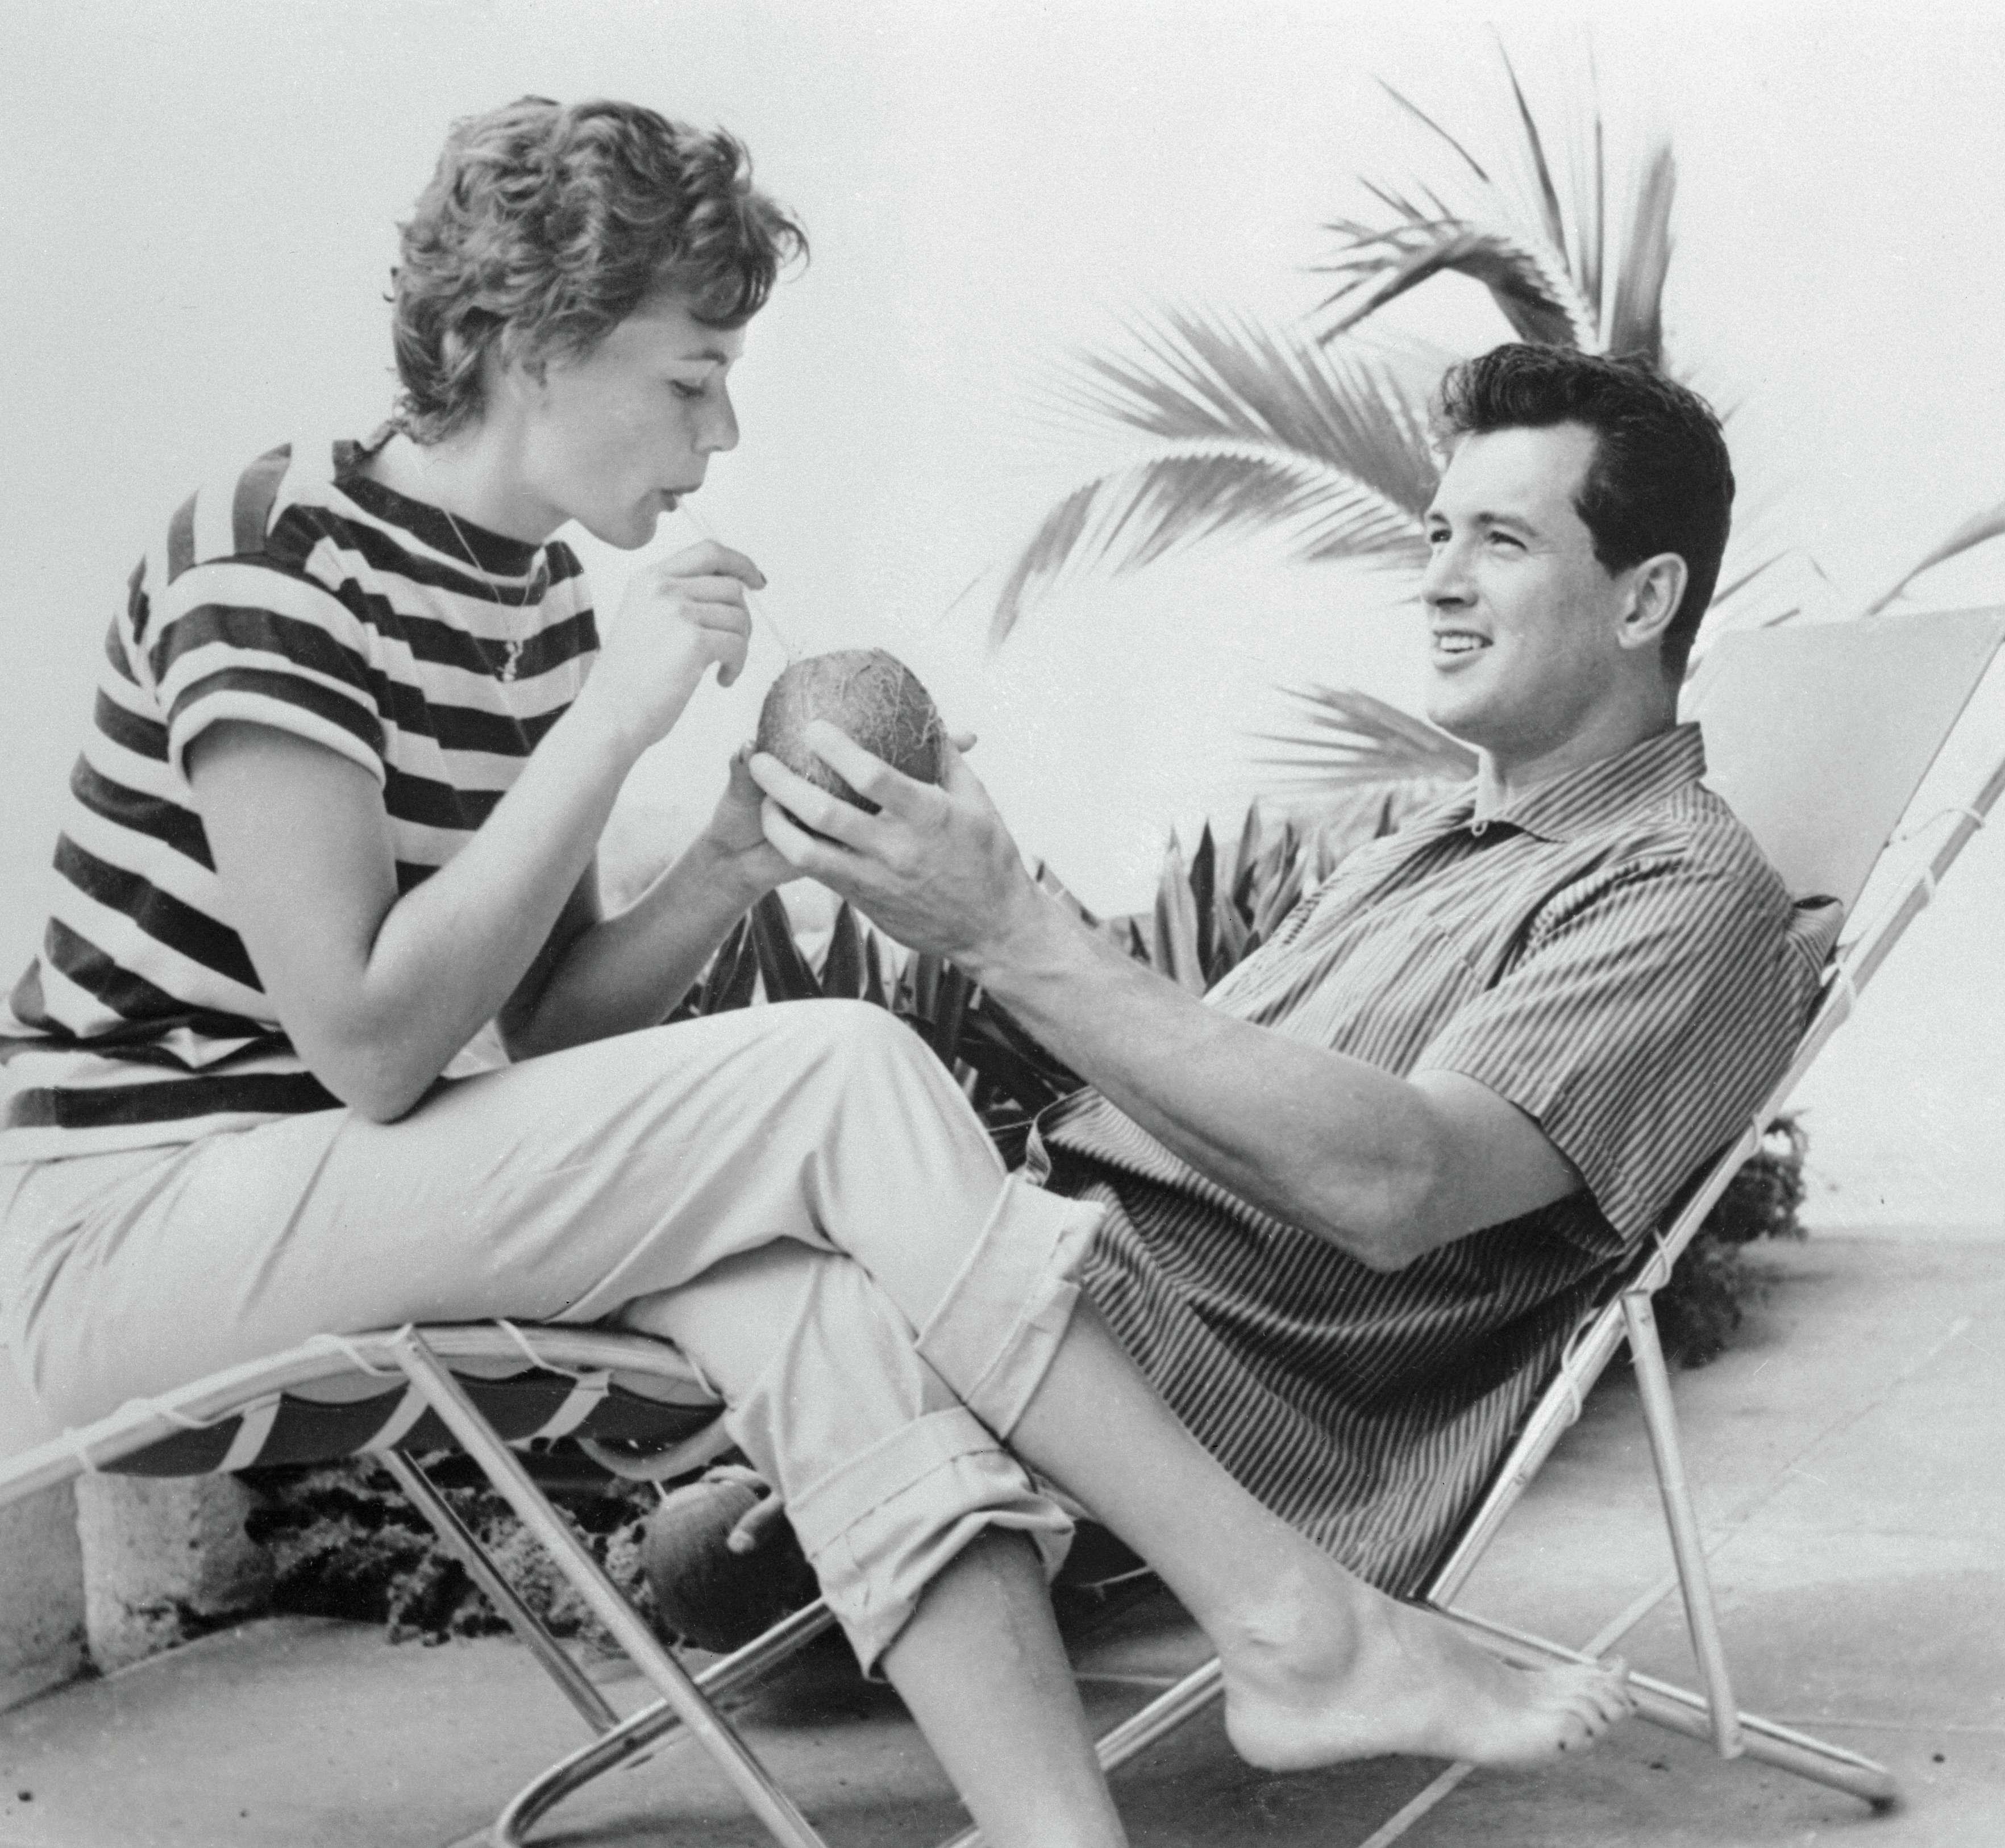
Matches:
[0,97,1627,1846]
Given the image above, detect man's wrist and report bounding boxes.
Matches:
[957,879,1075,995]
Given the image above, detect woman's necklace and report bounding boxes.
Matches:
[438,501,534,685]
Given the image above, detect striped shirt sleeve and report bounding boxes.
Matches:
[1412,855,1800,1252]
[149,554,386,790]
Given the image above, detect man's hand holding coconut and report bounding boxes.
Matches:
[750,693,1039,968]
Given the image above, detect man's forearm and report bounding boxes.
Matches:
[962,888,1450,1268]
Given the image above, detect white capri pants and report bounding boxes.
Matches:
[0,1001,1104,1670]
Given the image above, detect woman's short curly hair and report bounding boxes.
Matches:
[391,97,807,443]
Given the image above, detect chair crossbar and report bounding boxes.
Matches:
[1433,1611,1898,1805]
[493,1600,839,1847]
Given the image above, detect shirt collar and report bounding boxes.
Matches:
[1433,722,1709,843]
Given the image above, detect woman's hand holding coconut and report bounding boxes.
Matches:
[697,743,804,900]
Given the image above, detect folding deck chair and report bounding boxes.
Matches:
[2,604,2000,1848]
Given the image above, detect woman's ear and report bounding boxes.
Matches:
[1617,552,1688,652]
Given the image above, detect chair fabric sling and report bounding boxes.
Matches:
[5,603,1999,1848]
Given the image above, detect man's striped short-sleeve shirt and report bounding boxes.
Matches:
[0,435,596,1160]
[1039,725,1842,1591]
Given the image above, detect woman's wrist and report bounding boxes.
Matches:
[563,676,679,777]
[679,827,779,911]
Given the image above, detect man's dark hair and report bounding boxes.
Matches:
[1436,344,1734,681]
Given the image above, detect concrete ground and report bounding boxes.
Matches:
[1,1227,2000,1848]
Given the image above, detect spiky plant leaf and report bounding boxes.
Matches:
[928,962,972,1063]
[748,891,820,1002]
[1230,802,1267,915]
[820,901,866,1000]
[1044,307,1440,486]
[1152,833,1207,994]
[1189,825,1218,974]
[702,915,758,1014]
[993,449,1428,645]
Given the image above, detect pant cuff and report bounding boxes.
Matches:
[914,1175,1101,1439]
[785,1405,1074,1675]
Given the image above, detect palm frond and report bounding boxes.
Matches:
[1861,494,2005,617]
[1035,306,1441,507]
[1314,216,1592,349]
[1500,51,1569,259]
[992,313,1439,640]
[1250,684,1477,789]
[1373,76,1492,184]
[990,448,1426,646]
[1311,54,1677,369]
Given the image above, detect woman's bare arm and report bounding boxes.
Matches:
[187,542,768,1120]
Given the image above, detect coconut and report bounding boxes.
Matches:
[755,647,947,811]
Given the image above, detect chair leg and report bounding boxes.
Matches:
[378,1448,619,1736]
[389,1330,831,1848]
[494,1601,839,1848]
[1620,1290,1744,1758]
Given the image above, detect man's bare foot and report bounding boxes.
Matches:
[1218,1566,1632,1773]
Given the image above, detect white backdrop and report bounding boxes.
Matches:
[3,0,2001,1225]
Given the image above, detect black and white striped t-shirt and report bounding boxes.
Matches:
[0,435,597,1160]
[1039,725,1844,1592]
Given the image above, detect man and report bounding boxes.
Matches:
[751,343,1840,1586]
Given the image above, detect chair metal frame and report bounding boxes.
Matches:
[6,615,2000,1847]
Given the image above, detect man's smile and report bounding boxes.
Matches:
[1430,629,1492,665]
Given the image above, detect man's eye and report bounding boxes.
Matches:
[671,380,707,401]
[1488,531,1524,551]
[1425,528,1449,547]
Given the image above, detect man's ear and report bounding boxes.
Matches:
[1616,552,1688,653]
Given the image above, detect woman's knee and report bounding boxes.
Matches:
[790,996,920,1060]
[768,997,956,1100]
